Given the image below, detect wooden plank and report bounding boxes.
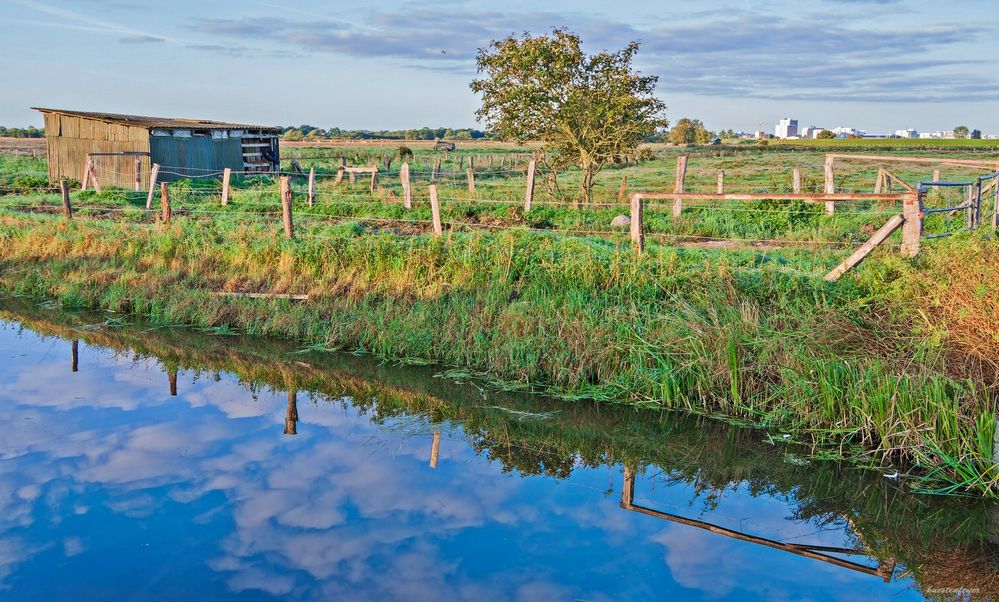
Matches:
[429,184,443,237]
[221,167,231,206]
[630,193,644,253]
[827,153,998,169]
[636,192,909,203]
[145,163,160,209]
[524,159,536,212]
[824,215,905,281]
[672,154,687,217]
[881,168,915,193]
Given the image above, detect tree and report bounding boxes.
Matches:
[470,28,667,204]
[816,129,836,139]
[971,129,982,139]
[954,125,970,139]
[668,118,712,145]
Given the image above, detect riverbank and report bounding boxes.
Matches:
[1,210,997,495]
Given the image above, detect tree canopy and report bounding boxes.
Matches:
[470,28,667,204]
[667,118,713,145]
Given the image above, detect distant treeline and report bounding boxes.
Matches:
[282,125,490,141]
[0,126,44,138]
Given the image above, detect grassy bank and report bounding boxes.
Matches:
[1,206,997,496]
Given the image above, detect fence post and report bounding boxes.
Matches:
[932,168,940,190]
[348,170,356,185]
[428,184,443,237]
[221,167,231,206]
[81,157,92,191]
[823,155,835,214]
[792,167,801,194]
[900,191,922,257]
[401,162,412,209]
[630,193,645,254]
[134,156,141,191]
[432,158,441,181]
[370,168,379,193]
[617,175,628,203]
[524,159,536,212]
[672,154,688,218]
[458,155,464,170]
[967,184,977,230]
[465,168,475,195]
[307,167,315,206]
[160,182,171,224]
[280,176,294,239]
[334,167,345,185]
[873,168,884,194]
[145,163,160,209]
[60,179,72,220]
[717,170,725,194]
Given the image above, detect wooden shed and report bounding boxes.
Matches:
[34,108,281,188]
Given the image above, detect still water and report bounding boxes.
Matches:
[0,298,995,601]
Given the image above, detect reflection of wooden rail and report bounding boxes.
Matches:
[620,467,895,582]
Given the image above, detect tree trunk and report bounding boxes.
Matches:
[579,163,594,208]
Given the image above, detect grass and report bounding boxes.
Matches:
[0,145,997,497]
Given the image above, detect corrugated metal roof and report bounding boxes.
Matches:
[32,107,281,132]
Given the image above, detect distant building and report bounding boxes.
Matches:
[800,126,821,138]
[774,117,798,139]
[894,128,918,139]
[832,126,863,138]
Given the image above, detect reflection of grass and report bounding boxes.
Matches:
[3,297,997,596]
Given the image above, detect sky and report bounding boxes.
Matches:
[1,0,997,134]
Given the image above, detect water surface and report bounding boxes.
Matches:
[0,298,994,600]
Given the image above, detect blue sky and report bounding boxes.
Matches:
[2,0,997,133]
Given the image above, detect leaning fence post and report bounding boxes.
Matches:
[400,162,412,209]
[307,167,315,206]
[160,182,171,224]
[428,184,443,237]
[369,168,379,193]
[672,154,688,218]
[823,155,835,214]
[60,179,72,220]
[900,191,922,257]
[82,157,92,191]
[792,167,802,194]
[630,193,645,254]
[717,170,725,194]
[145,163,160,209]
[524,159,536,212]
[221,167,231,206]
[279,176,294,239]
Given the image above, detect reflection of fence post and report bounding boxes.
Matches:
[621,465,635,507]
[60,179,73,220]
[71,339,79,372]
[901,191,922,258]
[672,154,687,217]
[146,163,160,209]
[524,159,536,212]
[429,184,443,237]
[717,170,725,194]
[792,167,801,194]
[280,176,294,239]
[823,155,835,214]
[221,167,231,206]
[630,193,644,254]
[401,162,412,209]
[169,368,177,396]
[160,182,171,224]
[284,390,299,435]
[430,431,441,468]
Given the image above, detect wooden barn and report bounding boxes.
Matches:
[34,108,281,188]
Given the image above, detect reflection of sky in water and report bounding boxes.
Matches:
[0,320,924,601]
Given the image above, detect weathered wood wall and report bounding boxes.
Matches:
[43,113,151,189]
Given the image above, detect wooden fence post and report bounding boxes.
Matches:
[617,175,628,203]
[873,168,885,194]
[144,163,160,209]
[133,156,141,191]
[160,182,171,224]
[401,162,412,209]
[932,168,941,189]
[900,191,922,257]
[428,184,443,237]
[630,193,645,254]
[672,154,688,218]
[334,167,345,185]
[60,179,72,220]
[470,155,476,170]
[524,159,536,212]
[967,184,976,230]
[349,170,356,185]
[280,176,294,239]
[221,167,231,206]
[717,170,725,194]
[369,169,379,193]
[81,157,92,191]
[307,167,315,206]
[823,155,836,214]
[466,168,475,194]
[792,167,801,194]
[458,155,464,170]
[432,158,441,181]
